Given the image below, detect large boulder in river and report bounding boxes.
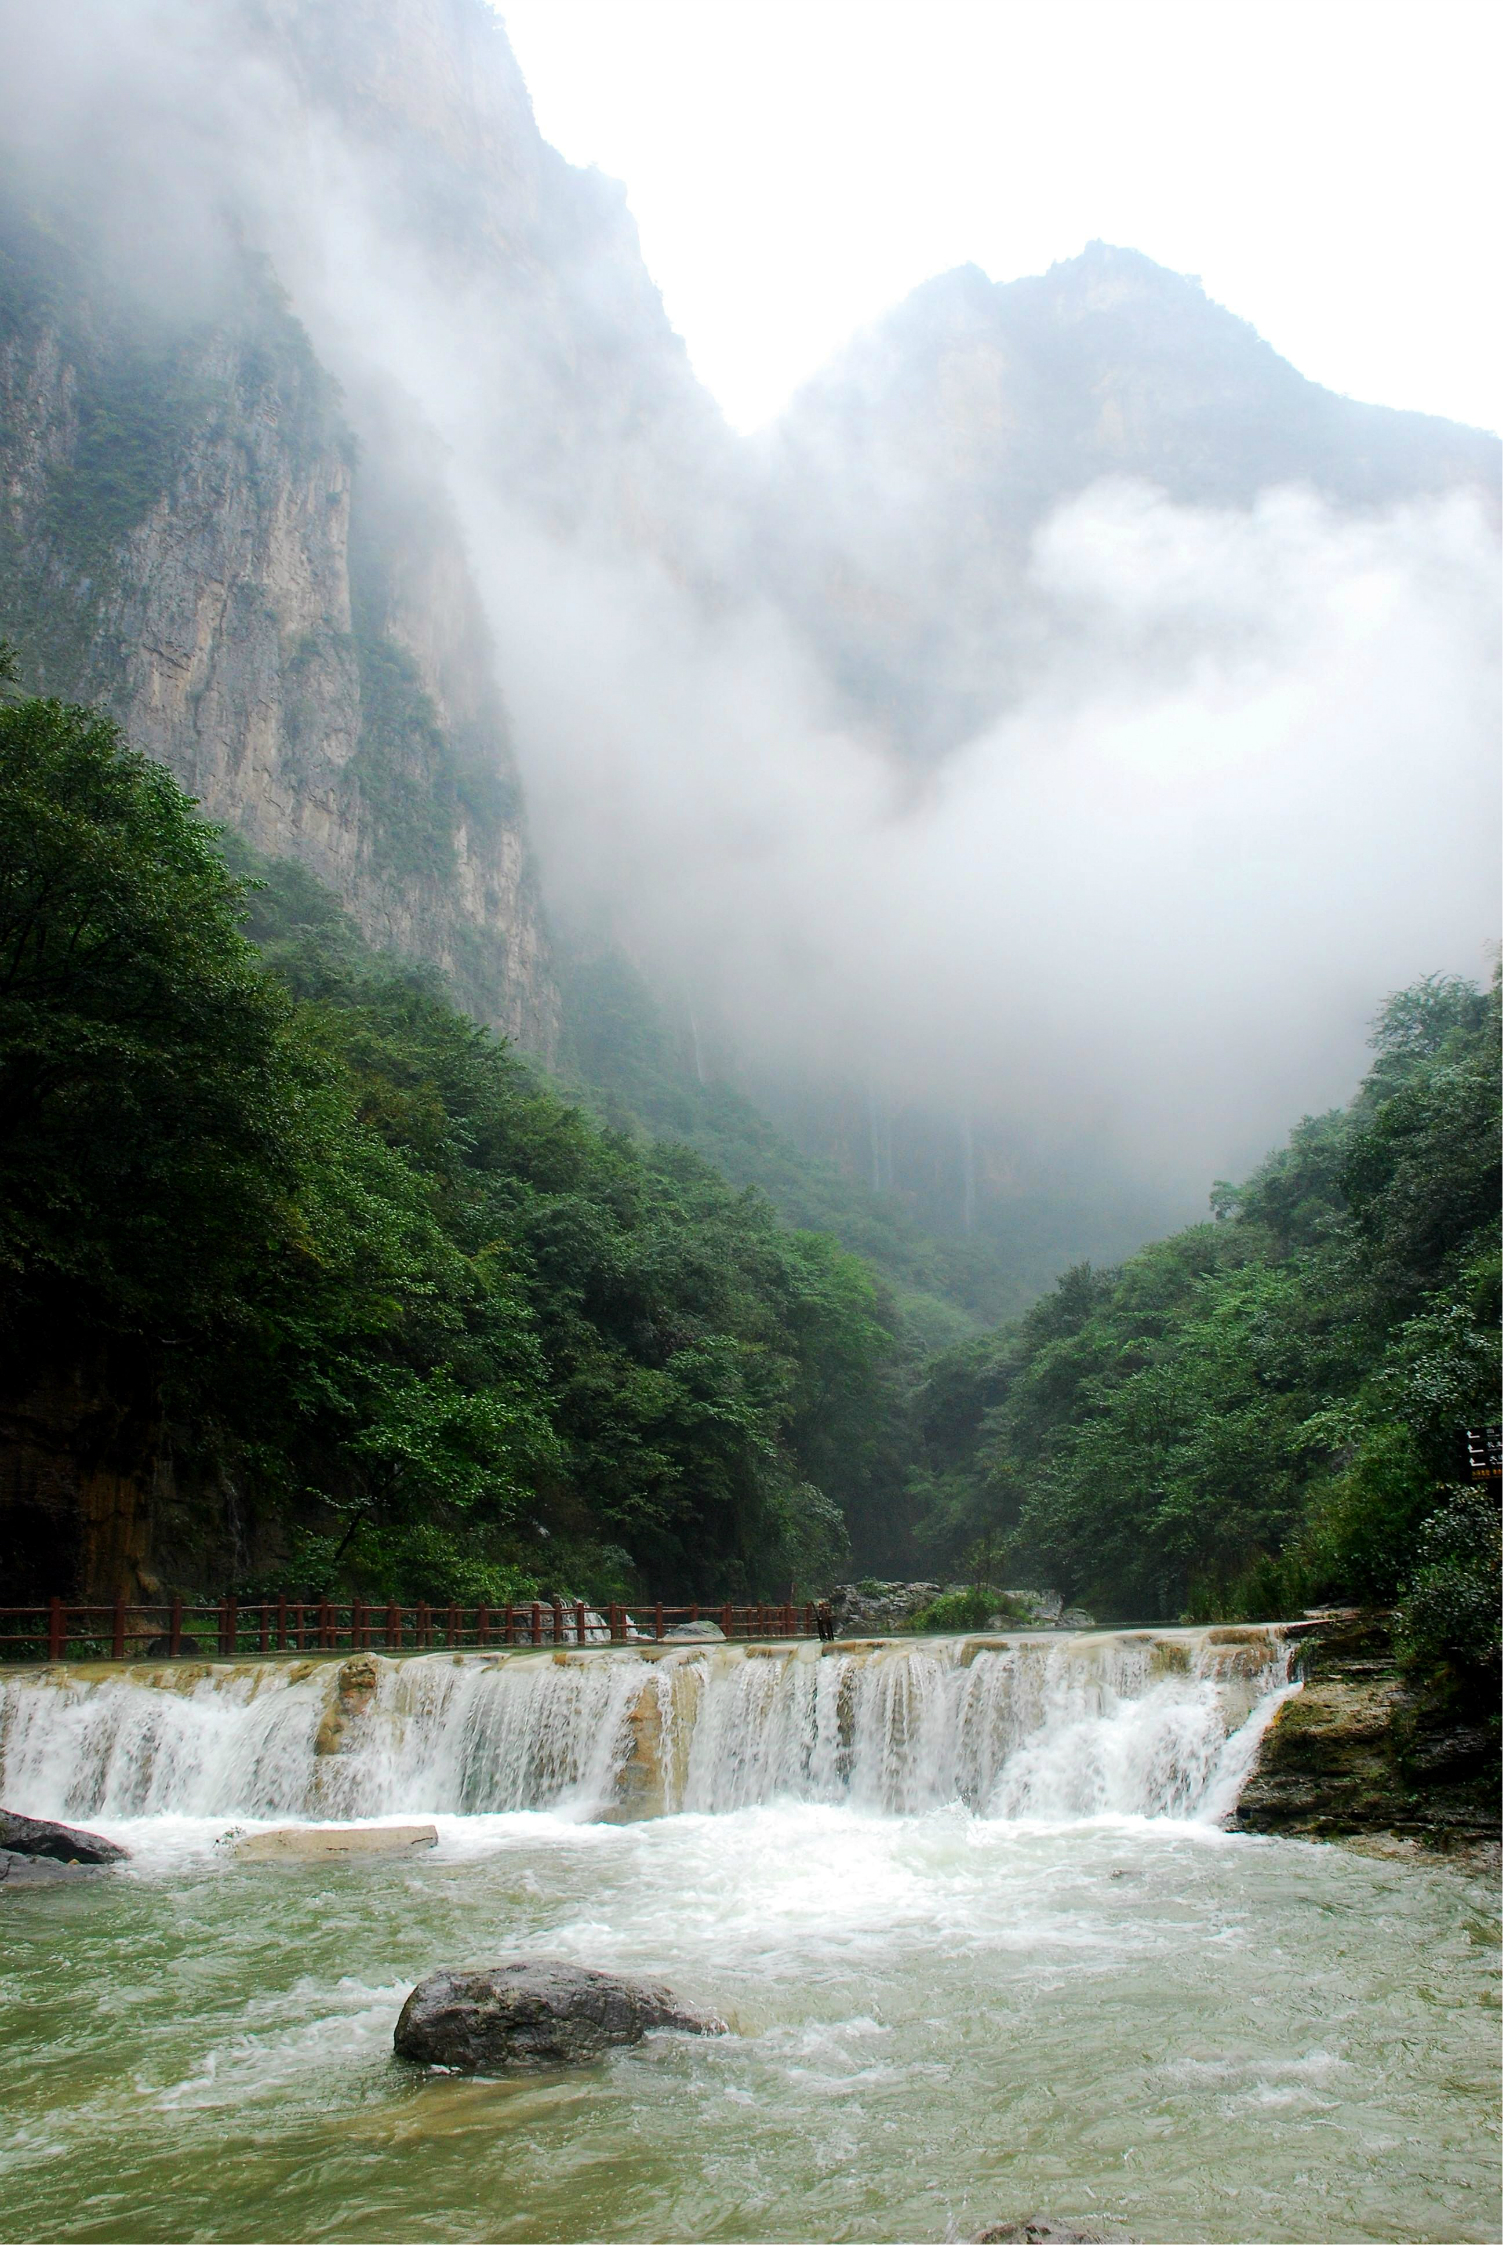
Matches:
[0,1809,128,1865]
[394,1960,726,2071]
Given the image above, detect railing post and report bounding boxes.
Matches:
[416,1600,428,1650]
[574,1599,587,1644]
[48,1596,64,1662]
[448,1602,460,1649]
[530,1601,542,1646]
[258,1602,269,1656]
[607,1601,619,1642]
[477,1604,490,1648]
[226,1595,239,1658]
[721,1602,733,1640]
[550,1596,563,1645]
[111,1596,126,1661]
[654,1600,664,1643]
[386,1601,400,1652]
[277,1593,288,1651]
[504,1603,515,1646]
[168,1596,183,1658]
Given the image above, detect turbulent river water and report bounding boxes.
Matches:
[0,1629,1496,2243]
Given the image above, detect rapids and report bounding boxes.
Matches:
[0,1630,1496,2243]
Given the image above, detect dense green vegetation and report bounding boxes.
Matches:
[2,665,1495,1698]
[556,944,988,1337]
[557,942,1167,1332]
[906,970,1500,1692]
[0,680,896,1605]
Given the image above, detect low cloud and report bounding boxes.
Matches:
[5,0,1498,1231]
[478,478,1498,1196]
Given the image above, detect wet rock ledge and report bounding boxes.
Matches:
[1233,1614,1499,1859]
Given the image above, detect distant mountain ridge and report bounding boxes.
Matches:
[755,241,1500,755]
[1,0,1496,1270]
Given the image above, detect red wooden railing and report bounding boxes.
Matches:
[0,1597,824,1663]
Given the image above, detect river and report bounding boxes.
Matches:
[0,1630,1496,2242]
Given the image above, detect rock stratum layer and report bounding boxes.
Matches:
[1234,1615,1499,1855]
[0,193,556,1051]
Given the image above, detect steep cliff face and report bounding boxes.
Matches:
[248,0,739,573]
[0,198,557,1050]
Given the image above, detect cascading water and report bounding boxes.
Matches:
[0,1626,1293,1827]
[2,1624,1496,2245]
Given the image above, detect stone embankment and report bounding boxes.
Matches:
[1235,1613,1499,1861]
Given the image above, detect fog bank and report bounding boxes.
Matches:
[5,0,1498,1225]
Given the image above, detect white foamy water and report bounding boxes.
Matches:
[1,1628,1497,2244]
[0,1627,1289,1827]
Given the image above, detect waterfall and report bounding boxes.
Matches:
[961,1106,976,1230]
[0,1627,1292,1828]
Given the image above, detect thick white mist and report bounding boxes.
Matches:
[480,479,1498,1186]
[4,0,1499,1211]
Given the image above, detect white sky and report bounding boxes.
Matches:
[496,0,1501,436]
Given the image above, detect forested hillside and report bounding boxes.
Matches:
[907,972,1500,1661]
[2,666,1496,1674]
[0,675,899,1606]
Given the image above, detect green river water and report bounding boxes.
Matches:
[0,1807,1497,2244]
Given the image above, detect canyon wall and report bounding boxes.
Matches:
[0,196,557,1051]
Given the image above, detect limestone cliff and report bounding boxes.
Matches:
[246,0,738,574]
[0,196,557,1051]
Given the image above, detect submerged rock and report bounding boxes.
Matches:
[973,2221,1136,2243]
[0,1809,129,1865]
[0,1847,110,1885]
[233,1822,437,1862]
[393,1960,726,2071]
